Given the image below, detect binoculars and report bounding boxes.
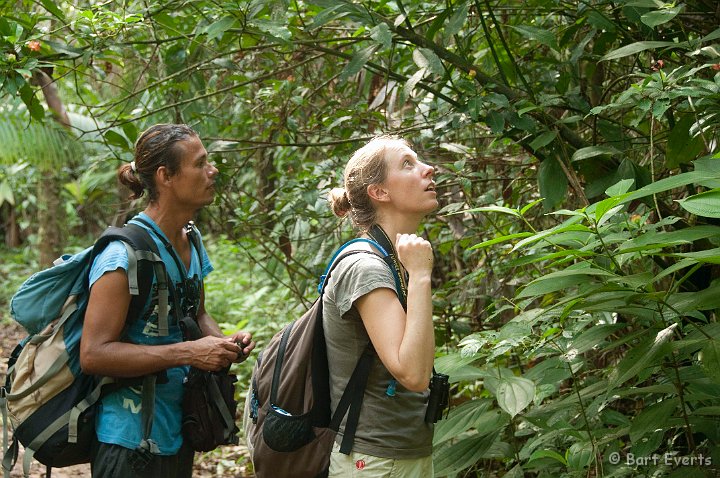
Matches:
[425,372,450,424]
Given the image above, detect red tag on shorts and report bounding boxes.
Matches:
[355,459,366,470]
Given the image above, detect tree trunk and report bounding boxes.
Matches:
[31,70,70,267]
[37,171,62,267]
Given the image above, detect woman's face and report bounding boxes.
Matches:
[166,136,219,209]
[379,140,437,216]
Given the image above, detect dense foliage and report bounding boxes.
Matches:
[2,0,720,476]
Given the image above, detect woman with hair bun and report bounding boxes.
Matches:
[324,135,438,476]
[81,124,255,477]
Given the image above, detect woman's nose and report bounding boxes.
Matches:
[422,162,435,178]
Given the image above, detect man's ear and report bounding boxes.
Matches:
[367,183,389,202]
[155,166,171,187]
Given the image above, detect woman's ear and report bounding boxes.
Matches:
[367,183,389,202]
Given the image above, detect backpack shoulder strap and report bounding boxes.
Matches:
[91,223,169,330]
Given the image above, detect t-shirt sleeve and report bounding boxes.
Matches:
[89,241,130,288]
[332,255,397,317]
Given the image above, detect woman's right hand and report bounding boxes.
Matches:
[395,233,433,278]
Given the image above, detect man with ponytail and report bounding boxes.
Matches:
[80,124,255,477]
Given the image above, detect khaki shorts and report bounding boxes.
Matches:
[328,441,433,478]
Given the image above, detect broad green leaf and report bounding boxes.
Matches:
[309,4,349,30]
[610,324,676,388]
[203,17,236,41]
[672,247,720,264]
[413,48,444,75]
[370,23,392,48]
[601,41,676,61]
[529,131,557,151]
[463,205,520,217]
[512,221,588,251]
[640,5,683,28]
[629,398,680,442]
[433,433,499,477]
[606,179,635,197]
[700,340,720,382]
[468,232,533,251]
[517,268,616,298]
[566,442,595,470]
[520,198,544,215]
[538,157,567,210]
[40,0,66,21]
[403,67,426,97]
[444,2,469,38]
[486,111,504,133]
[571,145,621,162]
[666,115,705,168]
[496,376,535,417]
[0,180,14,206]
[103,130,129,149]
[510,25,558,50]
[528,449,567,465]
[433,399,492,445]
[569,324,625,355]
[677,189,720,218]
[340,45,378,81]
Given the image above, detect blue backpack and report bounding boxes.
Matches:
[1,224,169,478]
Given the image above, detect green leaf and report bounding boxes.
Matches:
[413,48,444,75]
[340,45,378,81]
[610,324,676,388]
[203,16,236,41]
[700,340,720,382]
[444,2,469,38]
[40,0,66,21]
[433,433,499,477]
[308,4,348,30]
[496,376,535,417]
[601,41,677,61]
[0,180,14,206]
[569,324,625,355]
[463,205,520,217]
[538,157,567,210]
[370,23,392,48]
[529,131,557,151]
[433,399,493,445]
[571,145,621,162]
[528,449,568,466]
[103,130,129,150]
[121,123,138,145]
[566,442,595,470]
[486,111,504,133]
[641,5,683,28]
[468,232,534,251]
[510,25,558,50]
[517,268,616,299]
[403,67,426,98]
[606,179,636,197]
[667,115,705,168]
[677,189,720,218]
[629,398,680,442]
[513,220,589,251]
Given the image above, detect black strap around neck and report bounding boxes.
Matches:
[367,224,408,309]
[133,216,202,339]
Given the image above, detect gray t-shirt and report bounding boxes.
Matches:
[322,251,433,459]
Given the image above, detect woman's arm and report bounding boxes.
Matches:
[355,234,435,392]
